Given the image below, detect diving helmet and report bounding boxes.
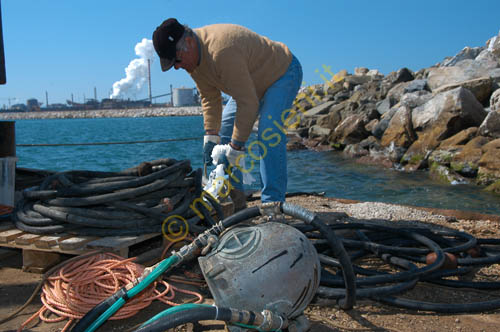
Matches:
[198,222,320,320]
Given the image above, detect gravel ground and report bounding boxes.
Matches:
[1,195,500,332]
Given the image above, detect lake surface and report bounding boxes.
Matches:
[12,116,500,215]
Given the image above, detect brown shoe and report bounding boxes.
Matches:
[229,188,247,212]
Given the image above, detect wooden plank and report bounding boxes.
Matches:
[34,234,73,249]
[15,233,42,245]
[0,229,24,243]
[59,236,98,251]
[22,249,61,274]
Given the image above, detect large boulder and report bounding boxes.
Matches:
[345,75,372,87]
[323,80,344,96]
[429,163,468,185]
[303,101,335,117]
[343,143,369,158]
[386,81,413,104]
[487,32,500,57]
[427,59,499,91]
[440,46,483,67]
[308,125,332,140]
[428,127,478,172]
[354,67,369,75]
[393,67,415,84]
[412,87,487,133]
[329,114,370,146]
[478,110,500,138]
[451,136,491,178]
[438,127,478,148]
[372,107,398,138]
[376,97,396,115]
[402,87,487,170]
[432,77,493,105]
[404,79,430,94]
[477,138,500,185]
[491,88,500,111]
[380,106,417,149]
[400,91,433,109]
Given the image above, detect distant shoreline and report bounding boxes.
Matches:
[0,106,203,120]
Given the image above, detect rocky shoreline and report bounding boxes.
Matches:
[286,30,500,195]
[0,106,202,120]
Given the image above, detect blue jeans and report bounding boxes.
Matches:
[219,55,303,202]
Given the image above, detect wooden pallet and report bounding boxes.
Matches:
[0,221,161,273]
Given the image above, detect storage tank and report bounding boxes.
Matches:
[172,88,194,106]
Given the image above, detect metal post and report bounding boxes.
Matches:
[0,0,6,85]
[148,59,152,104]
[0,121,15,157]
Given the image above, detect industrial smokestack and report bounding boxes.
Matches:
[148,59,152,104]
[110,38,155,99]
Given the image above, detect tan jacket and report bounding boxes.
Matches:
[191,24,292,143]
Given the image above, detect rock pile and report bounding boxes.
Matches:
[288,31,500,194]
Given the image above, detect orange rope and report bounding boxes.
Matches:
[0,204,13,216]
[18,252,203,332]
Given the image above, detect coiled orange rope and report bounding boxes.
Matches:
[18,252,204,332]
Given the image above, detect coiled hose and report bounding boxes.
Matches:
[301,219,500,313]
[13,159,223,236]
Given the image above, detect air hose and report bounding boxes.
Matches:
[71,255,180,332]
[280,202,356,309]
[133,304,286,332]
[14,159,225,236]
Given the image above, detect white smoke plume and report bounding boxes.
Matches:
[110,38,155,99]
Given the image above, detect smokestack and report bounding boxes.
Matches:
[170,84,173,106]
[110,38,155,99]
[94,87,97,101]
[45,91,48,108]
[148,59,152,104]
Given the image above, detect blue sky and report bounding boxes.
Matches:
[1,0,500,107]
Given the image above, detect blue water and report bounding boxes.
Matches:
[12,116,500,215]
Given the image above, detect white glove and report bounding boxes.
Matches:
[203,135,220,166]
[203,135,220,145]
[226,145,246,167]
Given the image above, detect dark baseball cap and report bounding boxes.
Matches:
[152,18,185,71]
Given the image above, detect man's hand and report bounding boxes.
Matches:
[226,144,246,167]
[203,135,220,166]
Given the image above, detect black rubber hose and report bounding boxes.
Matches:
[57,161,190,197]
[133,306,232,332]
[281,202,356,310]
[25,160,189,200]
[14,200,63,226]
[221,206,260,228]
[14,218,79,234]
[46,178,176,207]
[32,203,153,229]
[376,296,500,313]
